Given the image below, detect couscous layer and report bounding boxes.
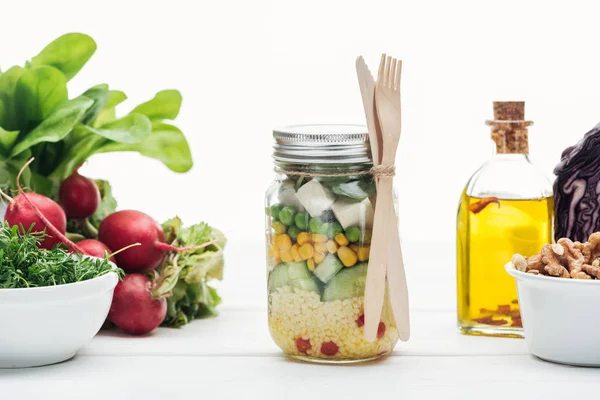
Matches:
[269,286,398,360]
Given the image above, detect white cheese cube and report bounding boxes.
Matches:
[331,198,374,229]
[277,181,304,212]
[296,180,336,217]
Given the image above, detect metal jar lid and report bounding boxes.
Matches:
[272,124,372,164]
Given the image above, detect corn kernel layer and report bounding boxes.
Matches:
[268,286,398,360]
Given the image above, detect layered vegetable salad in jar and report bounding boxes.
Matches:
[265,125,398,363]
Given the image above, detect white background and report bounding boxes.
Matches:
[1,0,600,242]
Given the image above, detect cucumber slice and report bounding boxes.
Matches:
[268,262,320,293]
[313,254,344,283]
[286,261,311,279]
[322,263,368,301]
[268,263,289,292]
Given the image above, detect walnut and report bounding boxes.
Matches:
[557,238,590,279]
[582,264,600,279]
[572,269,593,279]
[541,244,570,278]
[512,232,600,279]
[525,253,544,273]
[511,254,527,272]
[583,232,600,263]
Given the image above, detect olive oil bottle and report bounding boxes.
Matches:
[456,102,553,337]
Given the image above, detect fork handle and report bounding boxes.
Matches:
[387,208,410,342]
[364,177,393,342]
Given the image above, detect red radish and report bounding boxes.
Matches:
[75,239,115,263]
[3,158,81,252]
[59,167,100,218]
[108,273,167,335]
[4,192,68,250]
[98,210,216,272]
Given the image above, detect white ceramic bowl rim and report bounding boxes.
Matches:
[505,262,600,286]
[0,263,119,302]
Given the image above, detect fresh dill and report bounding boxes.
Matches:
[0,223,123,289]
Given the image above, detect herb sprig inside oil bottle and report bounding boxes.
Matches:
[456,102,553,337]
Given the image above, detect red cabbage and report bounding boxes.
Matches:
[554,123,600,242]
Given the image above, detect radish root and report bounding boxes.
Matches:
[0,188,15,205]
[109,242,142,258]
[16,158,84,254]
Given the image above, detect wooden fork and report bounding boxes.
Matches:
[364,54,410,342]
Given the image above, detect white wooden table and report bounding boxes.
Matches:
[1,240,599,399]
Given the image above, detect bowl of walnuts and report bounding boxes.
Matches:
[506,232,600,366]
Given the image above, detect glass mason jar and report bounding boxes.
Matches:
[265,124,399,363]
[456,102,554,337]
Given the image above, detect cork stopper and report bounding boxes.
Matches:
[493,101,525,121]
[487,101,532,155]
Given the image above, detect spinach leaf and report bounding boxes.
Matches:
[0,150,33,190]
[80,84,109,124]
[49,134,105,182]
[98,121,192,172]
[0,66,24,130]
[14,66,68,129]
[29,172,54,195]
[94,90,127,127]
[0,99,4,128]
[317,176,351,186]
[331,179,376,201]
[105,90,127,108]
[0,127,19,156]
[31,141,64,177]
[131,90,182,120]
[10,96,93,157]
[30,33,96,81]
[76,113,151,144]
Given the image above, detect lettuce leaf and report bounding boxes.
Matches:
[157,217,226,328]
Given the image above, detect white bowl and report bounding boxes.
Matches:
[506,263,600,366]
[0,266,118,368]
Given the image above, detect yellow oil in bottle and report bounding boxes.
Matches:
[456,191,553,337]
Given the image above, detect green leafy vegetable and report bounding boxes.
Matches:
[30,33,97,81]
[0,223,122,288]
[94,90,127,127]
[131,89,182,120]
[331,179,376,201]
[80,84,109,124]
[155,217,226,327]
[99,121,192,173]
[76,113,152,144]
[14,66,68,130]
[0,33,193,199]
[0,66,24,131]
[10,96,93,157]
[0,127,19,157]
